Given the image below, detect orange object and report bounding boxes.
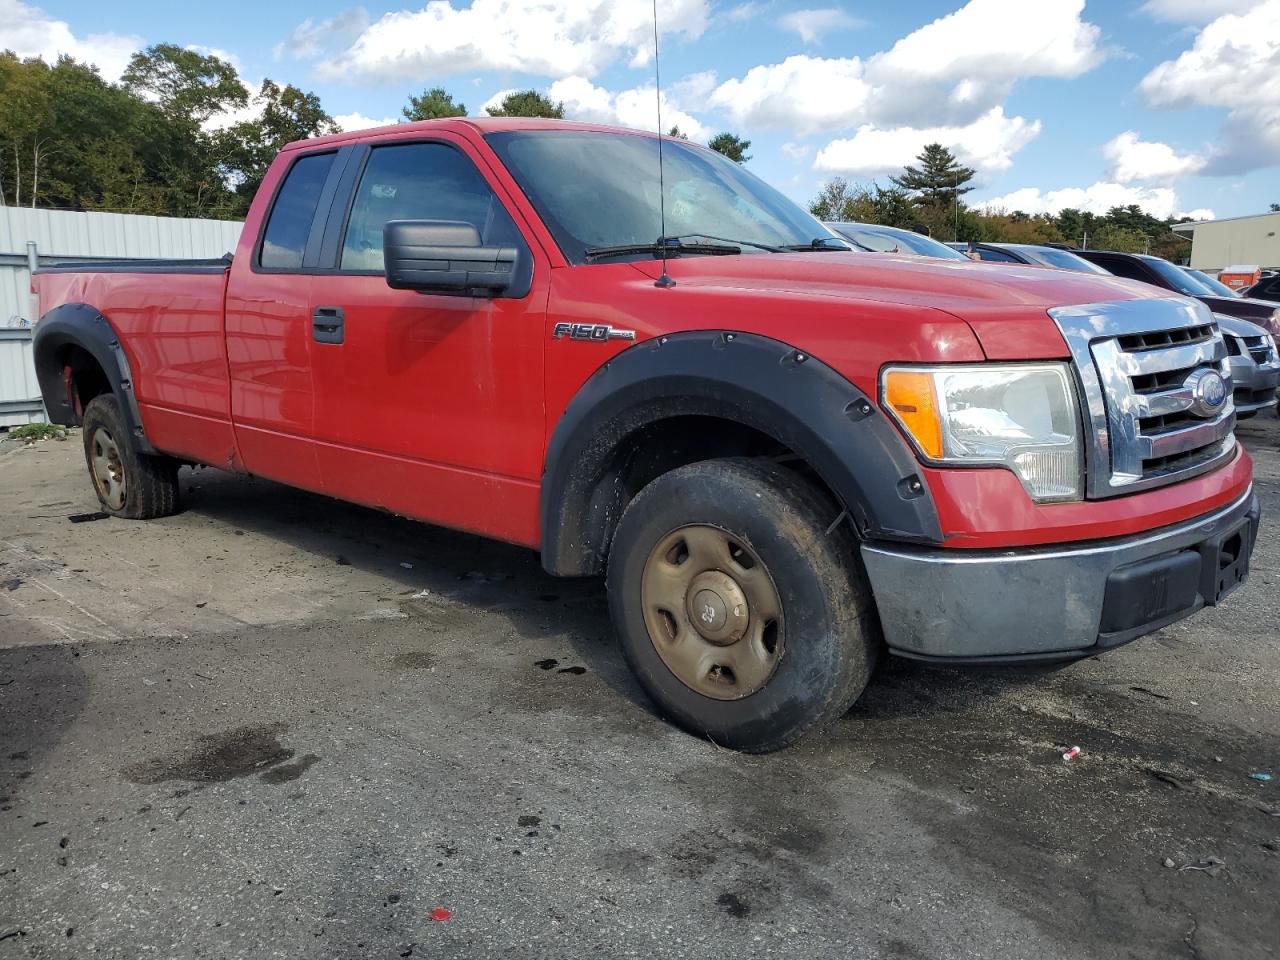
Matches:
[430,908,453,922]
[1218,265,1261,290]
[883,370,944,458]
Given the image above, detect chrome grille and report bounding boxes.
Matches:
[1049,298,1236,498]
[1243,334,1272,365]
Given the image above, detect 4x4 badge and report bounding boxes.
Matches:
[552,322,636,342]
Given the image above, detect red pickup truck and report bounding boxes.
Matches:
[32,118,1259,751]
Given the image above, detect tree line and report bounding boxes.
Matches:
[0,48,753,220]
[809,143,1194,260]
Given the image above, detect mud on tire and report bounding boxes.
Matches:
[606,457,880,753]
[81,394,180,520]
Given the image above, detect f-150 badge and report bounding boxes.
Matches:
[552,322,636,342]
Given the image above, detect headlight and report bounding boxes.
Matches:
[881,363,1082,502]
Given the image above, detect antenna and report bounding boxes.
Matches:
[652,0,675,289]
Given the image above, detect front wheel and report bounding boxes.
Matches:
[81,395,180,519]
[606,458,879,753]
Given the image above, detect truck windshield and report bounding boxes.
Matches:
[485,130,834,264]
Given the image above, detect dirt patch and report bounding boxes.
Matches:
[123,722,295,784]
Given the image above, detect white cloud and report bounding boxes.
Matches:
[778,8,861,44]
[1177,208,1216,221]
[814,106,1040,177]
[1139,0,1261,23]
[709,0,1103,151]
[0,0,141,80]
[274,7,370,60]
[710,55,872,134]
[781,142,812,161]
[1139,0,1280,175]
[335,112,399,131]
[976,182,1185,219]
[1102,131,1206,183]
[547,76,709,139]
[311,0,709,83]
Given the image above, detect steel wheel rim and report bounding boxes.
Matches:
[640,524,784,700]
[90,427,125,511]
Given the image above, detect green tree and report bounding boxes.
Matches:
[708,132,751,163]
[402,86,466,121]
[890,143,976,209]
[1270,202,1279,212]
[667,125,688,139]
[485,90,564,118]
[1088,224,1148,253]
[809,177,915,227]
[121,44,247,124]
[219,79,339,215]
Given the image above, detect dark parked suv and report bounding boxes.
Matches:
[1074,250,1280,417]
[1074,250,1280,333]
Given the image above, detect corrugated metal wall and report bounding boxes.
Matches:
[0,207,243,427]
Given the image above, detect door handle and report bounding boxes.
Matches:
[312,306,344,345]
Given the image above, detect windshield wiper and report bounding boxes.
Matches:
[585,237,743,261]
[667,233,785,253]
[780,237,855,252]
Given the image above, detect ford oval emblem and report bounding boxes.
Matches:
[1185,368,1229,417]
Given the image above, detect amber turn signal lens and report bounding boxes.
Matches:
[882,370,943,459]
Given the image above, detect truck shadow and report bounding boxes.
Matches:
[174,466,653,711]
[172,467,1058,730]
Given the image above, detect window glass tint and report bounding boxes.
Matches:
[341,143,519,271]
[1185,268,1239,298]
[485,131,828,264]
[977,247,1020,263]
[1023,248,1110,274]
[1097,257,1152,284]
[260,152,336,269]
[1146,258,1212,295]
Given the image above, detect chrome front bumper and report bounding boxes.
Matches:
[860,488,1260,663]
[1226,353,1280,414]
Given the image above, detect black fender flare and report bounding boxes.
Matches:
[539,330,942,576]
[32,302,155,453]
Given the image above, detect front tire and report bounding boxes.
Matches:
[81,395,180,519]
[607,458,879,753]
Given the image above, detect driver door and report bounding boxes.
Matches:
[308,136,548,546]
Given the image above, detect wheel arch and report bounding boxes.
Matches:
[32,302,155,453]
[539,330,942,576]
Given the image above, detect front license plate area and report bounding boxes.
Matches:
[1199,515,1255,605]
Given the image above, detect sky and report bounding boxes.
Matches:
[4,0,1279,221]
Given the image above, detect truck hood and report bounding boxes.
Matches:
[628,251,1167,359]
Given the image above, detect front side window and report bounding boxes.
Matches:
[259,152,336,269]
[486,130,830,263]
[341,142,521,271]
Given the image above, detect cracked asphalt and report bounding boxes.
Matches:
[1,415,1277,959]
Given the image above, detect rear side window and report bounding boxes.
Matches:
[341,142,520,271]
[259,152,336,269]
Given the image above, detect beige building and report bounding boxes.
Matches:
[1171,211,1280,272]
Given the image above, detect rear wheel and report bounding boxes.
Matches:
[607,457,879,752]
[81,395,180,519]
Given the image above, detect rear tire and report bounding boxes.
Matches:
[81,395,180,519]
[606,457,879,753]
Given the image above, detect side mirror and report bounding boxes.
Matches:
[383,220,518,296]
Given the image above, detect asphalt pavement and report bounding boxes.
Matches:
[1,415,1278,959]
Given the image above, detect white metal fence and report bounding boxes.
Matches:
[0,207,242,427]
